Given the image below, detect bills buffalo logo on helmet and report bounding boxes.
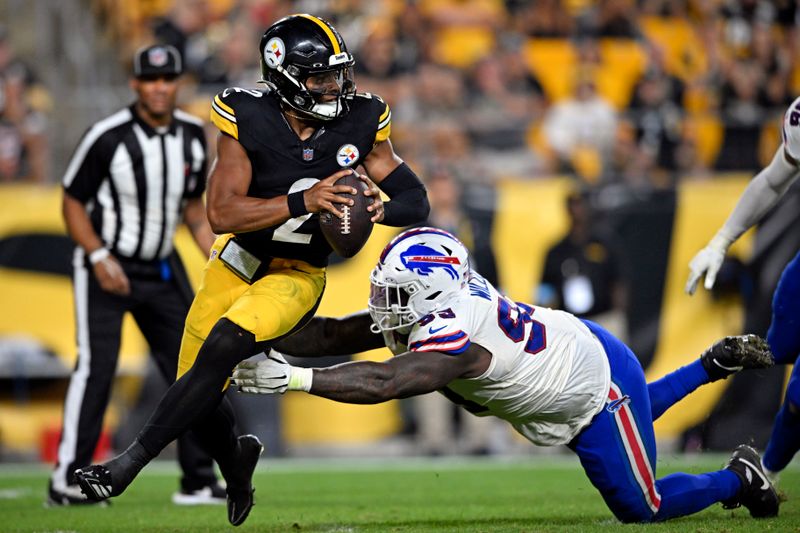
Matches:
[400,245,461,280]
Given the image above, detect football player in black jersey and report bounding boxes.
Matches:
[75,14,429,526]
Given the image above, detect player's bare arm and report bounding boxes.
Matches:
[183,196,215,256]
[62,191,130,296]
[234,342,492,402]
[206,134,358,233]
[272,311,384,356]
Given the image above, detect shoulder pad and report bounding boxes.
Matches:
[408,308,470,355]
[210,87,266,140]
[354,92,391,143]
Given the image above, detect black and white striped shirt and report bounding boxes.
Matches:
[63,105,207,262]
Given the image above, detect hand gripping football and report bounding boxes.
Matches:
[319,172,374,258]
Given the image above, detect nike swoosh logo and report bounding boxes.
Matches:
[713,358,743,372]
[429,325,447,334]
[740,458,771,490]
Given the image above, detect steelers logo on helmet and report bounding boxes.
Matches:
[336,144,359,167]
[263,37,286,69]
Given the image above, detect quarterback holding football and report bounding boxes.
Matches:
[75,14,429,526]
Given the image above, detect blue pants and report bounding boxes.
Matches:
[571,321,740,522]
[763,250,800,472]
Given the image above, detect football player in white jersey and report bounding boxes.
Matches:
[687,97,800,484]
[234,227,779,522]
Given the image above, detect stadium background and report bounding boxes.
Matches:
[0,0,797,463]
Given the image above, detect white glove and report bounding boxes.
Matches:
[232,350,313,394]
[685,234,732,295]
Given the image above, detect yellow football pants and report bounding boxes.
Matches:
[177,234,326,378]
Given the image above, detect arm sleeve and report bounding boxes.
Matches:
[716,145,800,244]
[379,163,430,227]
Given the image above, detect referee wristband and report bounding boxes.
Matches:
[287,191,308,218]
[88,247,110,265]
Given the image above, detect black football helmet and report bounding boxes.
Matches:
[259,14,356,121]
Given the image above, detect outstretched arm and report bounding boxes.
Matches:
[233,343,492,404]
[272,311,385,356]
[686,144,800,294]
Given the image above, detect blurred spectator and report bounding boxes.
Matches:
[419,0,506,69]
[0,27,49,183]
[628,69,685,178]
[152,0,212,76]
[516,0,574,37]
[537,189,628,340]
[465,45,546,151]
[541,67,618,182]
[715,59,767,171]
[591,0,640,39]
[197,16,260,90]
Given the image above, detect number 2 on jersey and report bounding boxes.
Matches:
[273,178,318,244]
[497,297,547,355]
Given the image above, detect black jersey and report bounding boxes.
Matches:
[210,88,392,267]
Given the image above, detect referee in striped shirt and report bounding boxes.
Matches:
[49,45,223,506]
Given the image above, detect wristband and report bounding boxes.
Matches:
[88,247,110,265]
[287,366,313,392]
[287,191,308,218]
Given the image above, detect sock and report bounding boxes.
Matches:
[648,359,709,421]
[104,439,154,497]
[653,470,740,521]
[763,403,800,473]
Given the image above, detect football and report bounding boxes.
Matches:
[319,172,375,258]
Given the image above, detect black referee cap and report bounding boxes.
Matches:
[133,44,183,78]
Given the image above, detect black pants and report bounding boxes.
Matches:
[51,251,216,492]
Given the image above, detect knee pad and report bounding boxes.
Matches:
[197,318,258,372]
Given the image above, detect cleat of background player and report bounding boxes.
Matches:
[700,334,774,382]
[722,445,780,518]
[225,435,264,527]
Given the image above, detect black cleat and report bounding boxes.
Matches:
[46,480,109,507]
[74,465,114,502]
[701,334,774,382]
[722,445,780,518]
[226,434,264,527]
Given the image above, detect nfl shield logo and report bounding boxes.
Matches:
[302,148,314,161]
[148,47,169,67]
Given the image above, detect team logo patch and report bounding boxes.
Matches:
[263,37,285,68]
[148,47,169,67]
[303,148,314,161]
[606,394,630,413]
[400,244,461,280]
[336,144,359,167]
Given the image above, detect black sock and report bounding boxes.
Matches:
[105,439,154,496]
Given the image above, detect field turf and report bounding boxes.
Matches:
[1,455,797,532]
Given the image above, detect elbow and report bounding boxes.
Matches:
[206,205,229,234]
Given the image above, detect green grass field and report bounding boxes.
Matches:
[1,456,797,532]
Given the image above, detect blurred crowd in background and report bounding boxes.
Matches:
[2,0,799,189]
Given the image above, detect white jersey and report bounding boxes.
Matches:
[782,96,800,161]
[385,272,611,446]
